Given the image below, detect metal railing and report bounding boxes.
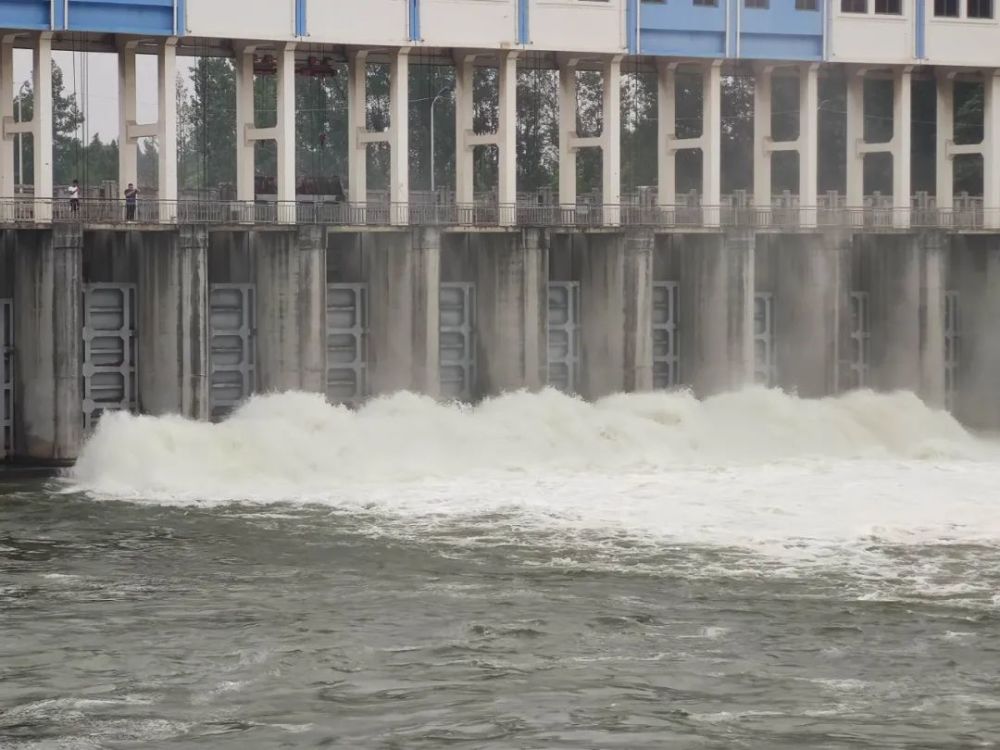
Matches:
[0,197,998,232]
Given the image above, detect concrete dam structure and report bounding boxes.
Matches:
[2,0,1000,462]
[1,221,997,464]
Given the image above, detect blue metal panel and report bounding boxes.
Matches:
[739,0,824,61]
[517,0,528,44]
[409,0,420,40]
[175,0,185,34]
[0,0,51,30]
[295,0,306,36]
[626,0,637,53]
[914,0,925,60]
[639,0,727,57]
[67,0,176,34]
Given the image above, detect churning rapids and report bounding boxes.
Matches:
[3,388,1000,748]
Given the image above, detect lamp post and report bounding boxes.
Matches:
[429,84,452,196]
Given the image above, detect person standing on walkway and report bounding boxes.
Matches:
[68,180,80,216]
[124,183,138,222]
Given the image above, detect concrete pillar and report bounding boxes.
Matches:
[157,39,178,221]
[367,227,440,396]
[254,225,327,393]
[0,36,14,203]
[13,226,82,462]
[137,226,209,418]
[117,43,139,198]
[656,61,677,209]
[389,47,410,224]
[951,235,1000,429]
[602,56,622,226]
[32,33,53,222]
[799,64,819,228]
[675,232,754,397]
[760,233,841,397]
[753,65,773,211]
[474,229,547,395]
[861,233,945,406]
[579,228,653,399]
[983,72,1000,229]
[347,50,368,206]
[558,60,578,210]
[454,53,475,206]
[702,61,722,227]
[235,46,256,204]
[498,51,518,224]
[936,73,955,216]
[275,42,297,213]
[892,68,912,228]
[846,68,864,208]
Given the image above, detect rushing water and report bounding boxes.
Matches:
[2,388,1000,748]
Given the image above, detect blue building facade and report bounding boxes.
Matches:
[0,0,182,36]
[636,0,824,61]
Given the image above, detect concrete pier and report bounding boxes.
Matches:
[579,228,653,399]
[756,233,842,397]
[138,226,209,418]
[254,226,327,394]
[667,232,754,397]
[14,227,82,463]
[857,233,946,406]
[950,235,1000,430]
[367,227,440,397]
[474,229,547,396]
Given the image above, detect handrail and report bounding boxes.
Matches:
[0,197,994,232]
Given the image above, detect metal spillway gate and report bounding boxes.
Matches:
[327,283,368,405]
[82,284,137,430]
[440,282,476,402]
[547,282,580,393]
[652,282,680,389]
[1,299,12,457]
[209,284,256,419]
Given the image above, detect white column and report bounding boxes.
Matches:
[558,59,577,210]
[892,67,912,228]
[799,63,819,228]
[753,64,773,210]
[347,50,368,206]
[389,47,409,225]
[602,55,622,226]
[117,43,138,199]
[935,73,954,219]
[983,72,1000,229]
[33,33,53,221]
[702,60,722,227]
[497,50,518,225]
[656,61,676,208]
[157,39,178,221]
[0,36,15,203]
[275,42,297,221]
[235,46,256,205]
[845,68,865,209]
[454,53,475,206]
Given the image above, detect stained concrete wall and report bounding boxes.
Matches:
[208,230,254,284]
[254,225,327,394]
[950,235,1000,430]
[856,233,946,406]
[756,233,842,398]
[578,229,653,399]
[138,226,210,418]
[13,227,82,463]
[662,231,754,397]
[367,227,440,397]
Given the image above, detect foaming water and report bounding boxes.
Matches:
[70,387,985,499]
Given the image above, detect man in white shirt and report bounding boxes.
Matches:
[68,179,80,216]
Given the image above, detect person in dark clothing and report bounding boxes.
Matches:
[124,183,138,221]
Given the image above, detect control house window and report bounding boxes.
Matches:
[745,0,769,8]
[795,0,818,9]
[968,0,994,18]
[841,0,867,12]
[935,0,959,15]
[692,0,719,6]
[874,0,901,13]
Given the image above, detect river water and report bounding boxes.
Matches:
[2,388,999,748]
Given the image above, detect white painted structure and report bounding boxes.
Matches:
[828,2,916,65]
[421,0,518,49]
[528,0,627,54]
